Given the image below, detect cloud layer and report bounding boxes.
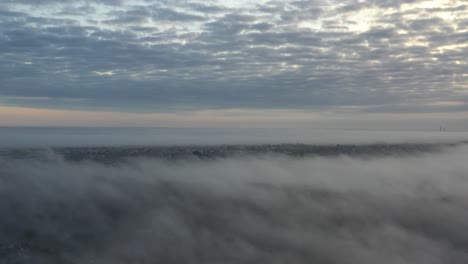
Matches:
[2,146,468,263]
[1,0,467,114]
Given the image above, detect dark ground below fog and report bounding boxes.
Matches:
[2,142,467,163]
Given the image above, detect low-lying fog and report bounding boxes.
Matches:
[1,145,468,263]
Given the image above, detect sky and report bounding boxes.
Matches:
[0,0,467,129]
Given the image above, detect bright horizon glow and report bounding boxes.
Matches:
[1,106,467,131]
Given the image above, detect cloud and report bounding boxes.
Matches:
[2,145,468,262]
[151,7,206,21]
[0,0,467,115]
[0,0,124,5]
[103,6,206,25]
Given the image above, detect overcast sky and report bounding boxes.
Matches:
[0,0,467,128]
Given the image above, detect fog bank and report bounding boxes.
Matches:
[1,146,468,263]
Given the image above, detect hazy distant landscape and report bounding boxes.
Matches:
[3,127,468,147]
[3,127,468,163]
[1,128,468,263]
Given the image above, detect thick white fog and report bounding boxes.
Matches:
[1,127,468,147]
[2,145,468,263]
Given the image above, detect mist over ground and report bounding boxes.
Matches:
[2,144,468,263]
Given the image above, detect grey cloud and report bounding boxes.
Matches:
[407,17,446,31]
[0,0,124,5]
[371,0,422,8]
[257,0,323,22]
[0,0,467,113]
[151,7,206,21]
[56,5,97,16]
[102,5,206,25]
[361,102,468,114]
[250,22,274,31]
[188,3,226,13]
[104,9,152,25]
[0,10,26,17]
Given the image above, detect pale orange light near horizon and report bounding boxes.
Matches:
[1,105,468,130]
[0,106,328,128]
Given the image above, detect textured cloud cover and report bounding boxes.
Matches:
[0,0,467,115]
[2,146,468,263]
